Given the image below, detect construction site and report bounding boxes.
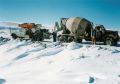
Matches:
[0,0,120,84]
[9,17,119,46]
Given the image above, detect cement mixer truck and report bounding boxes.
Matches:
[55,17,119,46]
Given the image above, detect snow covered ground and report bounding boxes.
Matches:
[0,29,120,84]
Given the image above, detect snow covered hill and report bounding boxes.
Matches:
[0,29,120,84]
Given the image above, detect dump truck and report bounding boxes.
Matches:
[55,17,119,46]
[11,23,50,41]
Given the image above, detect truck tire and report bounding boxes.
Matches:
[11,33,18,39]
[77,38,82,43]
[32,29,44,41]
[105,37,113,46]
[62,36,67,42]
[74,37,82,43]
[32,35,43,41]
[58,35,69,42]
[58,35,63,42]
[68,36,74,42]
[113,40,117,46]
[26,29,33,39]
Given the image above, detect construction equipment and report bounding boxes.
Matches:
[55,17,119,46]
[11,23,50,41]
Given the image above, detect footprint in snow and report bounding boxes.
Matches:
[112,49,120,54]
[14,53,29,60]
[0,79,6,84]
[97,46,103,50]
[89,76,95,83]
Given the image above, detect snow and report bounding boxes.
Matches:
[0,22,18,27]
[0,29,120,84]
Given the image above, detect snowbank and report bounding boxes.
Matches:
[66,42,83,50]
[0,30,120,84]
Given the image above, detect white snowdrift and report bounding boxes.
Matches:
[0,29,120,84]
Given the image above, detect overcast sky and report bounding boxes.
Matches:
[0,0,120,29]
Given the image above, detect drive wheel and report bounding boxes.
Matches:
[105,37,113,46]
[68,36,74,42]
[74,36,82,43]
[11,33,18,39]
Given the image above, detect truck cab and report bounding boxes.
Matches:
[95,25,119,46]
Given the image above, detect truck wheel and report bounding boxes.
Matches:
[32,35,43,41]
[77,39,82,43]
[58,35,63,42]
[58,35,68,42]
[68,36,74,42]
[62,36,67,42]
[105,37,113,46]
[32,30,44,41]
[74,37,82,43]
[26,29,33,39]
[113,41,117,46]
[11,33,18,39]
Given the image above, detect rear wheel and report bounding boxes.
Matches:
[77,38,82,43]
[32,30,44,41]
[26,29,33,39]
[58,35,74,43]
[113,40,117,46]
[68,36,74,42]
[74,36,82,43]
[74,38,82,43]
[11,33,18,39]
[59,35,68,42]
[105,37,113,46]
